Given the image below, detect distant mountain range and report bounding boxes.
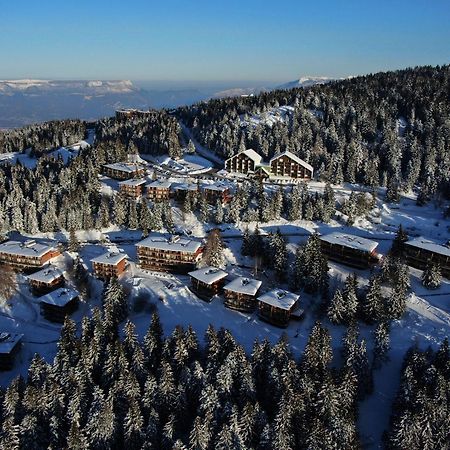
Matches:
[0,76,340,128]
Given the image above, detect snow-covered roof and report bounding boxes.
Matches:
[188,266,228,284]
[39,287,79,307]
[136,235,202,253]
[91,252,128,265]
[406,237,450,258]
[172,183,199,192]
[26,266,64,284]
[147,179,172,189]
[0,332,23,354]
[257,289,299,310]
[118,178,147,187]
[0,240,57,258]
[103,162,143,173]
[226,149,263,165]
[320,232,379,253]
[201,183,229,192]
[269,151,314,173]
[223,276,262,296]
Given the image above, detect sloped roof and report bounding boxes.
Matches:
[406,237,450,258]
[269,151,313,173]
[0,332,23,354]
[118,178,147,187]
[257,289,299,310]
[188,266,228,284]
[137,235,202,253]
[223,276,262,295]
[91,252,128,265]
[0,240,57,258]
[320,232,379,253]
[39,287,79,307]
[26,265,64,283]
[226,149,263,165]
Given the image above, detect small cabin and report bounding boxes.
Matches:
[0,332,23,371]
[0,239,60,271]
[119,178,147,198]
[320,232,380,269]
[200,184,232,204]
[39,287,80,323]
[257,289,300,328]
[136,234,204,273]
[404,237,450,279]
[223,276,262,312]
[188,266,228,301]
[102,162,145,180]
[147,180,172,202]
[91,252,128,280]
[26,265,64,295]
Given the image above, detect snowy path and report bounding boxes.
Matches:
[178,121,224,167]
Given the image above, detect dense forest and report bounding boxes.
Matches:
[0,120,86,157]
[178,65,450,199]
[0,280,447,449]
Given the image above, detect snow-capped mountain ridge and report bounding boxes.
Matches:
[277,76,341,90]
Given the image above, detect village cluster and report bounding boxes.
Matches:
[0,138,449,371]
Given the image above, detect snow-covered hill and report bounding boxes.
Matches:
[277,76,341,90]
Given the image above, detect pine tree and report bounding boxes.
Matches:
[360,275,383,323]
[241,227,251,256]
[199,194,209,223]
[68,229,80,253]
[421,260,442,289]
[128,200,139,229]
[327,289,346,325]
[103,277,128,327]
[214,199,224,224]
[373,321,390,368]
[268,229,287,281]
[202,229,224,268]
[139,199,152,237]
[390,224,408,257]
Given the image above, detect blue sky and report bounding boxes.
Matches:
[1,0,449,82]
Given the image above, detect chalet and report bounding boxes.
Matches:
[223,276,262,312]
[0,332,23,370]
[257,289,300,328]
[102,162,146,180]
[26,265,64,295]
[404,237,450,279]
[39,287,79,323]
[188,266,228,301]
[200,184,232,204]
[172,183,199,202]
[320,232,381,269]
[0,240,60,271]
[119,178,147,198]
[147,180,172,202]
[136,234,204,273]
[269,151,313,180]
[225,149,263,175]
[91,252,128,280]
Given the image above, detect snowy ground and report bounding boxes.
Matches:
[0,178,448,449]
